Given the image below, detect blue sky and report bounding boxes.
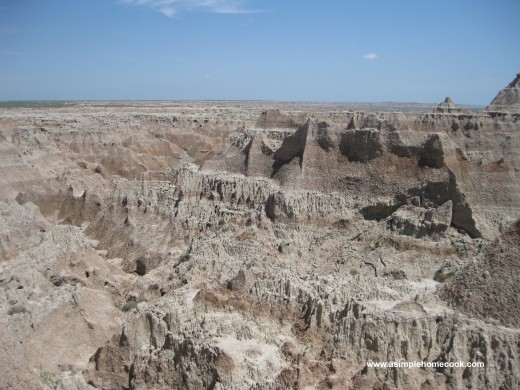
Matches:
[0,0,519,104]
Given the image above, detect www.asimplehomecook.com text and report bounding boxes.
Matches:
[367,361,485,369]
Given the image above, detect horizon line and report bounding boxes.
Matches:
[0,99,487,107]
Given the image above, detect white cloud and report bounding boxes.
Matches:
[159,6,176,17]
[363,53,378,60]
[120,0,263,17]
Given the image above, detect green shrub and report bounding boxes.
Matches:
[369,237,383,251]
[7,305,30,315]
[39,369,59,389]
[350,268,359,277]
[122,300,139,312]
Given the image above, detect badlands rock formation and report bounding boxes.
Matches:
[0,77,519,389]
[487,73,520,113]
[434,97,465,114]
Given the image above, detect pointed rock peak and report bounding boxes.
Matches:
[296,115,316,130]
[346,116,357,130]
[303,115,316,127]
[434,96,463,113]
[246,131,273,158]
[509,73,520,86]
[486,73,520,113]
[294,116,318,140]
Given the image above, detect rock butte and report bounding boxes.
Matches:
[0,74,519,389]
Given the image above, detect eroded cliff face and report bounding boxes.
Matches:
[0,99,519,389]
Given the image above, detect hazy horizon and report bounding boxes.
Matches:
[0,98,487,106]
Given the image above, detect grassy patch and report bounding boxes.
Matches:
[7,305,30,315]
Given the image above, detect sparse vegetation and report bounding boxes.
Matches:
[178,250,191,263]
[7,305,30,315]
[434,270,455,283]
[39,369,60,389]
[350,268,359,277]
[392,271,407,280]
[369,237,383,251]
[122,300,139,312]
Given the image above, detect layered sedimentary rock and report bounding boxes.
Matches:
[0,93,519,389]
[434,97,465,114]
[487,73,520,113]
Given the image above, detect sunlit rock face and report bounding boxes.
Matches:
[487,73,520,113]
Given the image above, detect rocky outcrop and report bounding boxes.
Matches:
[207,114,497,238]
[389,201,452,240]
[85,272,520,390]
[0,201,127,384]
[434,97,465,114]
[487,73,520,113]
[340,128,383,162]
[441,218,520,328]
[85,288,291,389]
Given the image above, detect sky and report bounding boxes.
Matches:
[0,0,519,104]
